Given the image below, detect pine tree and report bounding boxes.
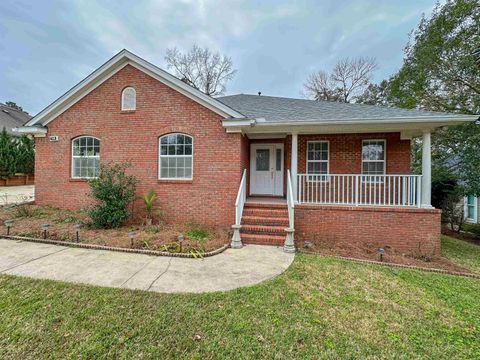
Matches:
[0,128,17,177]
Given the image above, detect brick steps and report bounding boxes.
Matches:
[240,201,288,247]
[241,233,285,246]
[241,224,285,235]
[241,215,289,226]
[243,208,288,218]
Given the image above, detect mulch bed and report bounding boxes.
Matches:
[301,240,472,274]
[0,204,229,254]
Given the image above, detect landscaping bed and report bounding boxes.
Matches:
[0,204,229,255]
[301,236,474,274]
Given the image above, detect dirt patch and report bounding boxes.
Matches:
[301,239,471,274]
[0,204,229,254]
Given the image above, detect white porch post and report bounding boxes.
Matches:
[421,130,432,208]
[291,132,298,201]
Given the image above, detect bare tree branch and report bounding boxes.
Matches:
[164,45,236,96]
[303,57,377,103]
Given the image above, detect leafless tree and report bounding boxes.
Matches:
[164,45,236,96]
[303,57,378,103]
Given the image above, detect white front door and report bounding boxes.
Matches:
[250,143,284,196]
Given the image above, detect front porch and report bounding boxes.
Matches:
[231,129,437,254]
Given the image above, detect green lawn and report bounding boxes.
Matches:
[442,235,480,274]
[1,253,479,359]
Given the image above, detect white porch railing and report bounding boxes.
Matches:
[235,169,247,225]
[297,174,422,208]
[231,169,247,249]
[284,169,295,253]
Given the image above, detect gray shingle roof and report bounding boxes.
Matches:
[217,94,469,123]
[0,103,32,136]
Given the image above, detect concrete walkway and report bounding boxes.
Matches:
[0,238,294,293]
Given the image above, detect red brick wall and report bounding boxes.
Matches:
[295,205,441,255]
[35,65,244,227]
[297,133,411,174]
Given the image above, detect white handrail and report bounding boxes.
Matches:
[287,169,295,228]
[297,174,422,208]
[235,169,247,226]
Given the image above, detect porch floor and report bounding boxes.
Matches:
[246,196,287,205]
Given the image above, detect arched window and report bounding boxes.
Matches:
[159,133,193,180]
[121,87,136,111]
[72,136,100,179]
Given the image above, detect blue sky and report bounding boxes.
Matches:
[0,0,439,115]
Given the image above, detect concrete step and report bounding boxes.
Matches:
[241,233,285,246]
[241,215,289,226]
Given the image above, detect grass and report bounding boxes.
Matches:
[1,253,479,359]
[442,235,480,274]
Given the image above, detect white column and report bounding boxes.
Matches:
[421,130,432,208]
[291,132,298,201]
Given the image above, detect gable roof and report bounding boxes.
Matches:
[25,50,244,127]
[0,103,32,136]
[217,94,478,124]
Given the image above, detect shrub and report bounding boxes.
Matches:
[441,184,465,232]
[87,162,138,228]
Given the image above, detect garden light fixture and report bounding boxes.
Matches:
[177,234,184,252]
[41,224,49,239]
[4,219,13,235]
[378,248,385,262]
[74,224,81,243]
[128,231,135,248]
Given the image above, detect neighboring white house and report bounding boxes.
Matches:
[464,195,479,224]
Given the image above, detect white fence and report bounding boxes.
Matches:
[297,174,422,208]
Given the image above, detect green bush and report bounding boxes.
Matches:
[461,223,480,236]
[87,162,137,228]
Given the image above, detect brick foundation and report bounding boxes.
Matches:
[295,205,441,255]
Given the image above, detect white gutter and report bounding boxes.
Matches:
[251,115,479,126]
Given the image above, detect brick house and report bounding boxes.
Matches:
[16,50,477,254]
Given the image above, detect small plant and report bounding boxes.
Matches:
[143,189,157,226]
[185,222,210,243]
[87,162,138,229]
[12,205,45,219]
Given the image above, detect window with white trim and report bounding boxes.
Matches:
[72,136,100,179]
[362,140,386,175]
[307,141,329,180]
[465,195,478,223]
[121,87,136,111]
[159,133,193,180]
